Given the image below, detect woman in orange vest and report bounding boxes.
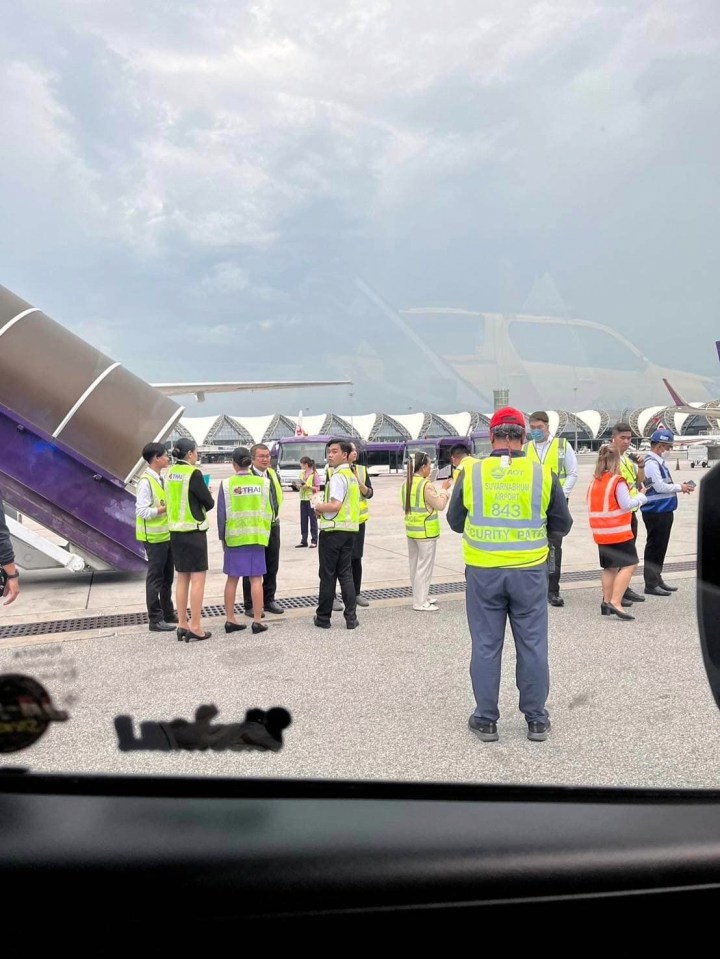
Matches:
[587,445,647,620]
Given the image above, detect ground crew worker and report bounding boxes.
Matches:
[449,443,477,481]
[448,406,572,743]
[242,443,285,617]
[401,451,452,611]
[525,410,577,607]
[349,441,373,606]
[313,440,361,629]
[135,441,177,632]
[608,422,646,605]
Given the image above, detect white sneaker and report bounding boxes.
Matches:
[413,602,439,611]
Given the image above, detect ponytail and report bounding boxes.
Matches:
[404,452,428,515]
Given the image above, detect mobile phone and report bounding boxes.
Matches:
[436,465,452,480]
[687,480,697,489]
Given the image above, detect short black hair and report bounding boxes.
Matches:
[612,422,633,435]
[251,443,270,457]
[328,439,352,456]
[450,443,470,458]
[142,442,167,463]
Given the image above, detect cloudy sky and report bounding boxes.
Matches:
[1,0,719,415]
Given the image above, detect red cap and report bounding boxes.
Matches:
[489,407,526,430]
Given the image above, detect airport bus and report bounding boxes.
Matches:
[366,441,405,474]
[270,434,367,488]
[402,431,491,476]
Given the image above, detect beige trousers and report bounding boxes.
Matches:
[407,537,438,607]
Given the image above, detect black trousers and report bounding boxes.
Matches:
[351,522,366,595]
[145,541,175,623]
[300,500,318,545]
[548,531,563,595]
[317,531,357,623]
[642,511,674,588]
[243,522,280,608]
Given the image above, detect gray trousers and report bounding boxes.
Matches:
[407,538,437,607]
[466,565,550,724]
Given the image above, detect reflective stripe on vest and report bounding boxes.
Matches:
[166,463,209,532]
[400,476,440,539]
[586,473,633,544]
[319,466,360,532]
[525,437,568,487]
[223,475,272,547]
[356,464,370,524]
[641,454,678,514]
[462,458,551,568]
[619,454,639,496]
[135,471,170,543]
[452,456,478,482]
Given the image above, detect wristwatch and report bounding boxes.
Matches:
[4,571,19,579]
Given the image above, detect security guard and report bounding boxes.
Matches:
[313,439,361,629]
[448,407,572,742]
[136,441,177,632]
[524,410,577,607]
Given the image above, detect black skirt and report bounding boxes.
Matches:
[598,537,638,570]
[170,530,208,573]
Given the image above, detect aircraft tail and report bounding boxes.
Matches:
[663,378,687,407]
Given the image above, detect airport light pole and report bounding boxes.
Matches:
[573,386,578,451]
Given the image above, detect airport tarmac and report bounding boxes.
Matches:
[0,456,714,790]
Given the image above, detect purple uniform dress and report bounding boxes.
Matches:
[217,482,267,578]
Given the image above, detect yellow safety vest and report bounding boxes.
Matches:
[451,455,479,482]
[619,454,640,496]
[264,467,284,519]
[222,474,272,547]
[166,463,209,533]
[356,464,370,524]
[400,476,440,539]
[462,457,552,568]
[525,437,568,488]
[298,469,317,502]
[135,470,170,544]
[319,465,360,532]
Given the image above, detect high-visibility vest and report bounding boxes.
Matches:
[319,466,360,532]
[400,476,440,540]
[525,437,568,487]
[356,464,370,524]
[641,453,678,514]
[166,463,209,533]
[619,453,640,497]
[222,474,272,547]
[298,469,318,502]
[135,470,170,544]
[586,472,633,544]
[452,455,478,482]
[263,467,284,519]
[462,457,552,568]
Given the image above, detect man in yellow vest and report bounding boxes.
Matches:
[313,439,361,629]
[242,443,285,617]
[449,442,477,481]
[448,407,572,743]
[135,441,177,632]
[608,421,647,606]
[524,410,577,607]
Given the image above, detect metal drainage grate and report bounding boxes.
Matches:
[0,559,698,641]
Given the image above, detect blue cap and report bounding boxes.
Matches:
[650,429,674,444]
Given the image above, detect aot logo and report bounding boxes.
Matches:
[491,467,506,481]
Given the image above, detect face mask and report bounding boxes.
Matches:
[530,429,545,442]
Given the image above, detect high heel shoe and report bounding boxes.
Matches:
[177,627,187,641]
[224,621,247,633]
[606,603,635,621]
[601,602,613,616]
[251,621,268,634]
[181,629,212,642]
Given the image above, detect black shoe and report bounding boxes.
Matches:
[149,621,175,632]
[181,629,212,643]
[606,603,635,620]
[224,621,248,633]
[244,609,265,618]
[346,619,360,630]
[601,602,612,616]
[548,593,564,607]
[644,586,671,597]
[623,588,645,603]
[527,720,551,742]
[313,616,331,629]
[620,598,633,608]
[295,543,308,548]
[164,612,179,623]
[251,621,269,634]
[265,601,285,614]
[468,716,499,742]
[658,580,678,592]
[176,627,187,641]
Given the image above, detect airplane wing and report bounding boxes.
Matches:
[152,381,352,402]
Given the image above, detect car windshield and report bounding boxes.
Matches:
[1,0,719,794]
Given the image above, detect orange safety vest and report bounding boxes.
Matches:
[586,472,633,545]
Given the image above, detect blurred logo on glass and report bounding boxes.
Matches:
[0,674,69,753]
